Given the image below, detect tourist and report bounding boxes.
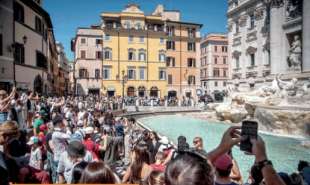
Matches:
[213,154,238,185]
[122,143,152,184]
[19,136,50,184]
[57,140,92,183]
[150,151,166,172]
[149,131,161,162]
[83,126,100,160]
[33,112,44,136]
[79,161,117,184]
[51,115,70,166]
[0,87,16,123]
[0,121,21,185]
[228,149,242,184]
[192,136,207,156]
[147,170,165,185]
[71,161,88,184]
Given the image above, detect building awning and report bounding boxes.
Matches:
[107,86,115,91]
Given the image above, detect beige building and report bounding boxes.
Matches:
[0,0,60,94]
[200,34,229,93]
[72,4,202,100]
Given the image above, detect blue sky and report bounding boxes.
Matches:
[44,0,228,61]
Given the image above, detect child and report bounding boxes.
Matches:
[19,136,50,183]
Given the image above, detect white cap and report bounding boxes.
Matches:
[84,127,94,134]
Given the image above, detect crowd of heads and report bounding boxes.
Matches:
[0,87,309,185]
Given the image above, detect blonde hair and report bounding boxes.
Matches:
[0,121,19,139]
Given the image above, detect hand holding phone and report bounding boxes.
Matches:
[240,120,258,153]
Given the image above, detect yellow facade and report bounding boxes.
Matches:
[101,6,167,98]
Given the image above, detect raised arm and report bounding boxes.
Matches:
[251,136,285,185]
[207,126,241,163]
[0,87,16,104]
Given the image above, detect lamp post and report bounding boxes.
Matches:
[121,70,127,109]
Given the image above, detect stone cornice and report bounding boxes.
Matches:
[227,0,263,17]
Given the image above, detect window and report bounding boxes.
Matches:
[214,56,218,64]
[124,21,131,29]
[104,48,112,60]
[167,41,175,50]
[223,57,227,64]
[160,37,164,44]
[129,35,134,43]
[139,68,145,80]
[36,51,47,69]
[136,23,142,29]
[250,53,255,66]
[215,46,218,52]
[96,51,102,59]
[35,16,43,34]
[14,2,24,23]
[188,42,196,51]
[79,69,87,78]
[14,43,25,64]
[214,81,218,87]
[128,49,135,61]
[138,49,146,61]
[167,26,175,36]
[0,34,2,56]
[104,34,111,41]
[102,67,110,79]
[81,38,86,44]
[188,28,196,38]
[95,69,100,79]
[222,46,227,52]
[159,69,166,80]
[159,51,165,62]
[213,68,220,77]
[236,57,240,68]
[223,81,227,87]
[166,57,175,67]
[168,74,173,84]
[223,69,227,77]
[235,20,239,33]
[128,68,136,80]
[188,75,195,85]
[249,13,255,30]
[81,50,86,59]
[96,39,102,45]
[139,36,144,43]
[187,58,196,67]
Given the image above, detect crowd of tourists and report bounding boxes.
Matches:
[0,87,309,185]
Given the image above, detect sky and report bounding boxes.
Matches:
[43,0,228,61]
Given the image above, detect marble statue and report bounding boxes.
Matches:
[287,35,302,71]
[276,74,298,97]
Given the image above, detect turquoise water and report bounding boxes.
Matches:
[139,114,310,178]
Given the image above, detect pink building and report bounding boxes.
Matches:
[200,34,229,94]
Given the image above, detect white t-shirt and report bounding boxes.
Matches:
[29,147,42,170]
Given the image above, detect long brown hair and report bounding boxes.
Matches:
[130,143,151,183]
[79,161,116,184]
[0,121,19,145]
[147,170,165,185]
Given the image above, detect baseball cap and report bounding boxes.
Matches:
[214,154,233,171]
[27,136,39,145]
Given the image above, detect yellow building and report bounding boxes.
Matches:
[101,4,167,98]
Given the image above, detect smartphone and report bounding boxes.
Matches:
[240,120,258,153]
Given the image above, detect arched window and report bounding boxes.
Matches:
[158,50,166,62]
[104,47,112,60]
[128,48,136,61]
[138,49,146,61]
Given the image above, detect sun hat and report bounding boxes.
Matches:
[67,140,86,158]
[84,126,94,135]
[27,136,39,145]
[214,154,233,171]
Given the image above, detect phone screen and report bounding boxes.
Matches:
[240,120,258,153]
